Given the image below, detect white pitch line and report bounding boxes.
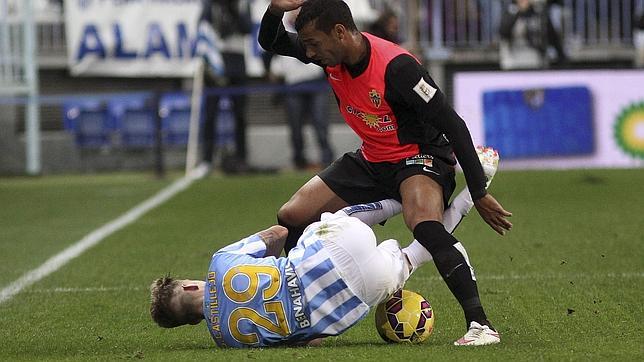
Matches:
[0,174,198,305]
[24,286,144,294]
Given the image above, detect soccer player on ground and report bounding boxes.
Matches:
[149,171,492,347]
[258,0,512,346]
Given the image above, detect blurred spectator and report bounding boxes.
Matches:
[499,0,567,70]
[201,0,263,174]
[270,56,334,170]
[636,11,644,68]
[268,10,334,170]
[344,0,379,27]
[368,9,400,44]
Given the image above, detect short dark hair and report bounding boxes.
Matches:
[295,0,358,33]
[149,276,184,328]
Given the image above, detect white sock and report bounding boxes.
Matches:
[402,240,433,274]
[340,199,402,226]
[443,188,474,233]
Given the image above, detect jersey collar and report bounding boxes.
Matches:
[344,34,371,78]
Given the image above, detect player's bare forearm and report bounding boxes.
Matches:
[258,225,289,257]
[474,194,513,235]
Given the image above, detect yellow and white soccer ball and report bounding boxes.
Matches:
[375,289,435,344]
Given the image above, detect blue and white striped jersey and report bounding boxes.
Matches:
[203,216,369,348]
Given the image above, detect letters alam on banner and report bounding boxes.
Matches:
[65,0,223,77]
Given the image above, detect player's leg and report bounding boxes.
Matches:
[337,199,402,226]
[400,147,500,277]
[340,147,499,276]
[280,151,390,253]
[318,214,408,307]
[277,175,348,253]
[309,89,334,166]
[372,238,411,298]
[400,175,499,345]
[285,93,307,168]
[337,193,465,233]
[333,191,474,277]
[339,146,499,232]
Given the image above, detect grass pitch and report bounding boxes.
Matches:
[0,169,642,361]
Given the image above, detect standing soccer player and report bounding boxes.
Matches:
[258,0,512,345]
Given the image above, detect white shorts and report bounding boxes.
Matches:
[318,212,409,307]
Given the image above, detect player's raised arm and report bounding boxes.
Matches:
[258,0,311,62]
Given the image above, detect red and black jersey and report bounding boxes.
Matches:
[325,33,424,162]
[259,10,487,200]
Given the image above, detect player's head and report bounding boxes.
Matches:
[149,276,204,328]
[295,0,359,66]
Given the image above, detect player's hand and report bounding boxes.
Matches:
[306,338,324,347]
[259,225,288,257]
[270,0,305,15]
[474,194,513,235]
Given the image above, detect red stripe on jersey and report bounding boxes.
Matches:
[326,33,420,162]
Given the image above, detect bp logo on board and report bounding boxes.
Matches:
[614,102,644,159]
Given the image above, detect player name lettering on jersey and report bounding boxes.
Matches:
[207,271,225,346]
[285,264,310,328]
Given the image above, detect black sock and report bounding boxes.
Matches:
[413,220,490,329]
[277,217,305,254]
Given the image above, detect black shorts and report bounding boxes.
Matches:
[319,150,456,209]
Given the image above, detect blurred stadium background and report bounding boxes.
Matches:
[0,0,642,175]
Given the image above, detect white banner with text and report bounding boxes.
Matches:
[65,0,222,77]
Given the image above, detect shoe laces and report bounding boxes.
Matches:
[464,322,489,338]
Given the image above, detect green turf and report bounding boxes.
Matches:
[0,169,642,361]
[0,173,171,286]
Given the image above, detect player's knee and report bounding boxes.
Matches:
[277,202,307,227]
[401,181,444,230]
[404,212,442,231]
[277,204,296,226]
[402,202,443,231]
